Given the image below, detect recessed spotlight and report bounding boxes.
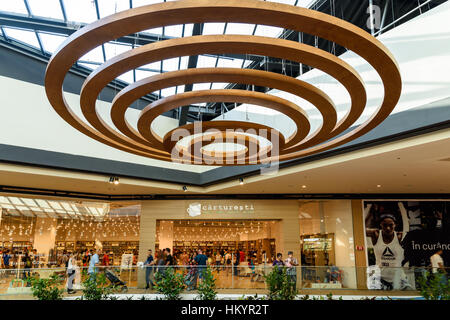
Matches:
[182,186,188,192]
[109,176,119,185]
[302,185,307,189]
[377,184,381,188]
[239,178,244,185]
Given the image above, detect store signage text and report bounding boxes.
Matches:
[201,204,255,212]
[187,202,255,217]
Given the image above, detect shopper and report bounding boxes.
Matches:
[215,252,222,270]
[248,258,256,282]
[67,252,76,294]
[144,249,155,289]
[273,253,284,267]
[88,248,100,279]
[234,251,240,276]
[22,251,33,285]
[225,250,232,273]
[2,250,11,269]
[82,250,90,267]
[102,252,110,266]
[156,250,166,274]
[430,249,446,284]
[31,249,39,268]
[73,253,82,291]
[164,248,174,266]
[194,249,208,281]
[285,251,299,288]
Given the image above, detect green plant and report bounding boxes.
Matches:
[154,267,185,300]
[30,274,64,300]
[81,272,115,300]
[196,267,218,300]
[417,271,450,300]
[264,266,297,300]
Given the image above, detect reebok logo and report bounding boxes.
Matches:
[382,247,395,260]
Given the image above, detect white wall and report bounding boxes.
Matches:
[217,2,450,136]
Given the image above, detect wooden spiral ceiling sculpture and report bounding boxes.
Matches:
[45,0,401,166]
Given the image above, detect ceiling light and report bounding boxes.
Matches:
[302,185,307,189]
[109,176,119,184]
[239,178,244,185]
[377,184,381,188]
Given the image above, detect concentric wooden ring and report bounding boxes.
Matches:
[80,35,363,163]
[45,0,401,165]
[136,89,310,150]
[183,132,265,165]
[164,121,285,165]
[111,68,336,152]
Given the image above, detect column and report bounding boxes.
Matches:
[351,200,367,289]
[281,217,301,289]
[137,204,157,288]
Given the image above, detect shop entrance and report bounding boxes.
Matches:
[155,219,279,264]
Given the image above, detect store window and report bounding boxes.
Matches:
[0,195,140,268]
[155,219,279,264]
[299,200,356,289]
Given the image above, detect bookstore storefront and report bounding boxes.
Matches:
[0,195,141,268]
[137,199,359,288]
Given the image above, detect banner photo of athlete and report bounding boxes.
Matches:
[363,200,449,290]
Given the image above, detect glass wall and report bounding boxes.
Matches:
[0,195,141,294]
[299,200,357,289]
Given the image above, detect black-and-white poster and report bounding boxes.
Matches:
[363,200,449,290]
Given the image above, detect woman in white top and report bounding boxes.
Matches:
[66,252,77,294]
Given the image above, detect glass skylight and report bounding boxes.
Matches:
[0,0,317,101]
[104,42,132,60]
[225,23,255,35]
[97,0,130,18]
[0,0,28,15]
[28,0,64,20]
[63,0,97,23]
[38,32,67,53]
[3,27,40,49]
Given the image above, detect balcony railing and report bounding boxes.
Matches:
[0,264,447,297]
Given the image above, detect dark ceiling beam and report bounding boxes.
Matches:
[0,11,172,44]
[0,11,261,62]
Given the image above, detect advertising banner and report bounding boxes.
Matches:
[363,200,449,290]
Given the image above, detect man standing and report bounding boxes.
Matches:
[144,249,155,289]
[430,249,446,283]
[2,250,10,269]
[285,251,299,289]
[194,249,208,281]
[88,248,100,279]
[164,248,174,266]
